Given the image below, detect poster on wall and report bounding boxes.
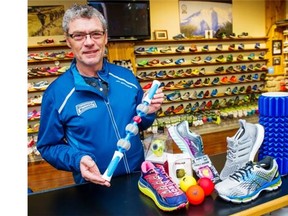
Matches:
[28,5,65,37]
[179,0,232,38]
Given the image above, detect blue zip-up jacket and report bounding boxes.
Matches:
[37,59,156,184]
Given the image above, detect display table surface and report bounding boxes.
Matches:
[28,154,288,216]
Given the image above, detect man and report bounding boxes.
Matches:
[37,4,164,187]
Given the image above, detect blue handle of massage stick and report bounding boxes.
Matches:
[105,155,121,177]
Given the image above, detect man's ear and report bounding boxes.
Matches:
[66,37,72,48]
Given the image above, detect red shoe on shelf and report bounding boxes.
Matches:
[142,82,152,90]
[65,52,74,58]
[37,39,54,45]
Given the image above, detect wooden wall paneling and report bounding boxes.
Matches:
[106,42,137,74]
[265,0,286,74]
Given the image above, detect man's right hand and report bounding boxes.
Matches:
[80,155,111,187]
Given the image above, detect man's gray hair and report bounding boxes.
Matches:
[62,4,108,34]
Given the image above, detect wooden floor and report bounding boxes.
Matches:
[28,128,237,192]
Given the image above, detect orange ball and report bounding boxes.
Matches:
[197,177,215,196]
[186,185,205,205]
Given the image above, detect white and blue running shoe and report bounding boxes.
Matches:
[168,120,204,160]
[220,119,264,180]
[215,156,282,204]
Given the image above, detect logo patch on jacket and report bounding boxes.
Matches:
[76,101,97,115]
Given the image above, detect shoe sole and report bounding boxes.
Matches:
[249,123,265,161]
[218,175,282,204]
[138,180,188,211]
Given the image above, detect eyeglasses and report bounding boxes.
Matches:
[68,31,105,41]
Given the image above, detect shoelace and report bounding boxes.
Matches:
[226,143,238,161]
[152,167,182,197]
[230,162,254,182]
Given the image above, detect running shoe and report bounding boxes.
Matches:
[255,42,260,49]
[225,87,232,95]
[175,58,185,65]
[254,63,261,70]
[199,68,206,75]
[226,54,233,62]
[219,119,265,181]
[211,77,220,85]
[210,89,218,97]
[252,73,259,80]
[233,65,241,72]
[134,47,146,54]
[226,66,234,73]
[204,56,213,63]
[204,90,210,98]
[203,77,211,86]
[252,84,258,92]
[248,64,255,71]
[241,65,247,72]
[248,53,255,60]
[202,45,209,51]
[238,43,245,50]
[166,91,181,101]
[175,69,185,77]
[184,68,193,76]
[239,75,246,82]
[137,60,148,66]
[164,106,175,115]
[215,156,282,204]
[220,76,228,84]
[161,58,173,65]
[33,80,49,89]
[173,104,185,114]
[189,44,197,52]
[237,54,244,61]
[148,59,160,66]
[183,79,194,88]
[181,92,191,100]
[191,56,201,64]
[146,47,158,54]
[232,86,239,94]
[196,90,204,98]
[146,71,157,79]
[168,120,204,160]
[258,52,265,59]
[173,33,186,40]
[216,44,223,51]
[194,78,202,87]
[164,81,175,90]
[138,161,188,211]
[228,44,235,51]
[156,70,167,78]
[160,46,172,53]
[176,45,185,52]
[216,55,225,62]
[215,66,224,73]
[192,68,200,75]
[184,103,192,113]
[229,33,237,39]
[137,72,147,80]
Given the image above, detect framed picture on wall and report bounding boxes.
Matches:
[273,57,281,65]
[28,5,65,37]
[154,30,168,40]
[272,40,282,55]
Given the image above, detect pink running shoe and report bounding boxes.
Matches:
[138,161,188,211]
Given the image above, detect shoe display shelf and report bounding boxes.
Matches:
[134,37,268,131]
[27,44,73,163]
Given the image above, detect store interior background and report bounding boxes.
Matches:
[24,0,288,215]
[29,0,285,45]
